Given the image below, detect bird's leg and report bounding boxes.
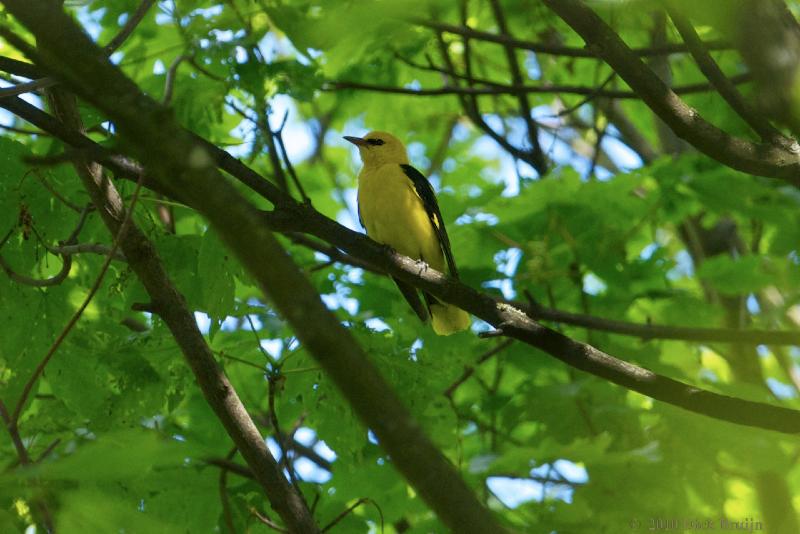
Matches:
[414,257,429,276]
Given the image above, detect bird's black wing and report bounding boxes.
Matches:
[357,202,365,229]
[400,164,459,279]
[393,277,429,322]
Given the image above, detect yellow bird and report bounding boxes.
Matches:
[345,131,471,335]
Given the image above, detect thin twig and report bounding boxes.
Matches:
[218,447,237,534]
[444,340,514,399]
[587,109,608,178]
[34,438,61,463]
[327,73,752,99]
[31,169,84,212]
[251,508,289,532]
[321,498,384,533]
[207,436,333,476]
[218,351,268,371]
[104,0,156,54]
[206,457,256,479]
[245,314,272,361]
[0,399,31,464]
[49,242,126,260]
[419,19,731,58]
[263,109,289,193]
[273,110,310,204]
[0,77,57,99]
[0,55,42,78]
[227,98,290,193]
[549,72,617,118]
[162,54,189,105]
[514,297,800,346]
[436,25,539,169]
[0,250,72,287]
[0,399,53,530]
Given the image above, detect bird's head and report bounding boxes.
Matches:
[344,131,409,167]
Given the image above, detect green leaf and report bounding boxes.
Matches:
[696,255,779,295]
[197,228,236,330]
[56,488,181,534]
[29,429,198,482]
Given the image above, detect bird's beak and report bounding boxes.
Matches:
[343,135,368,147]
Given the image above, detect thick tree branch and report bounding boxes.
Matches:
[667,6,785,143]
[541,0,800,186]
[5,3,504,531]
[0,55,42,78]
[731,0,800,131]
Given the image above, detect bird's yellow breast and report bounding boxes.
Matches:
[358,164,445,272]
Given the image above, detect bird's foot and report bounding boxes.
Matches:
[414,259,429,276]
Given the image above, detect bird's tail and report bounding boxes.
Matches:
[426,293,470,335]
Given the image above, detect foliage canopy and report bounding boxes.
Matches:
[1,0,800,532]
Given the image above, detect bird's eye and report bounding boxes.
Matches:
[366,138,385,146]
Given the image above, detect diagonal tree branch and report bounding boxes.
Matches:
[541,0,800,186]
[730,0,800,131]
[0,55,42,78]
[667,5,786,143]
